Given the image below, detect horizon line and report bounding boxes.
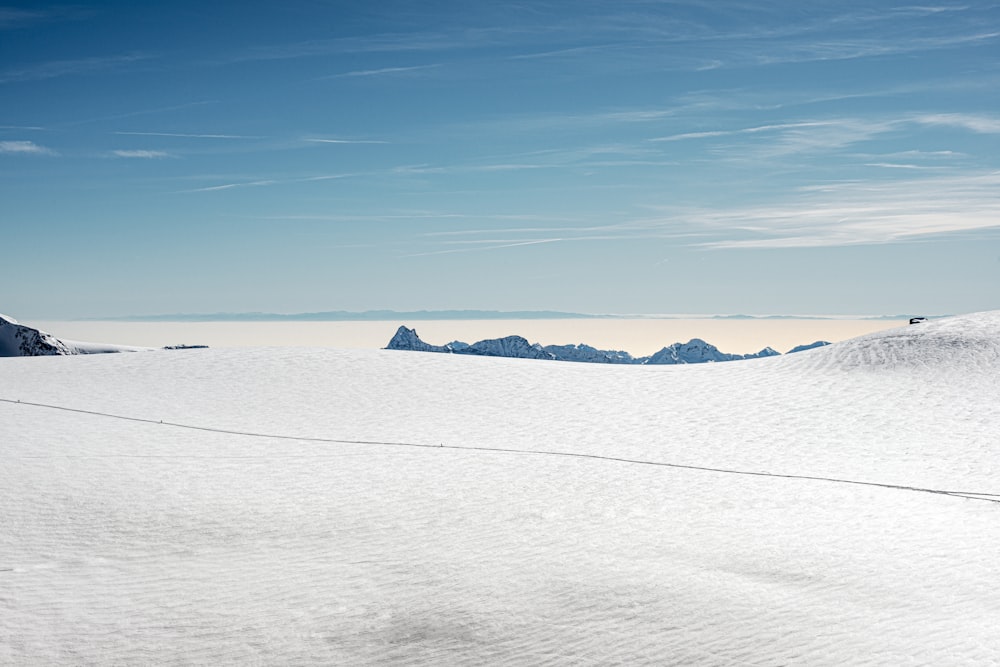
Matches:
[50,309,932,323]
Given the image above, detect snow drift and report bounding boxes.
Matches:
[1,311,998,665]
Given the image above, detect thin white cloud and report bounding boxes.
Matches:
[0,8,46,27]
[913,113,1000,134]
[650,130,730,142]
[220,27,508,65]
[115,131,262,139]
[112,149,171,159]
[651,118,903,159]
[598,109,680,122]
[0,6,91,29]
[403,238,564,257]
[0,140,55,155]
[187,180,277,193]
[864,162,928,170]
[329,64,442,78]
[0,53,150,84]
[685,171,1000,249]
[62,101,218,128]
[183,171,363,193]
[651,120,847,143]
[509,44,615,60]
[301,173,359,182]
[304,138,389,145]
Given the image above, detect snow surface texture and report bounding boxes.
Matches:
[2,312,999,665]
[387,325,789,363]
[0,313,181,357]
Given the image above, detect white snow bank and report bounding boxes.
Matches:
[1,311,998,664]
[60,338,152,354]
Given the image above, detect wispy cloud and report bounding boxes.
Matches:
[63,101,216,127]
[114,131,262,139]
[187,180,277,193]
[651,130,732,142]
[650,113,1000,161]
[651,120,872,143]
[0,7,47,28]
[913,113,1000,134]
[649,117,916,162]
[509,44,615,60]
[112,149,172,159]
[0,52,150,84]
[0,140,55,155]
[327,64,442,78]
[864,162,928,170]
[402,238,564,257]
[682,171,1000,249]
[182,170,361,193]
[220,28,509,65]
[0,6,91,29]
[304,137,389,145]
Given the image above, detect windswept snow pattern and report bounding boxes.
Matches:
[2,312,1000,665]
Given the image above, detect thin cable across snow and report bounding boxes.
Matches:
[2,397,998,504]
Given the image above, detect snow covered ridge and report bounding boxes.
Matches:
[787,309,1000,372]
[0,313,205,357]
[386,325,825,364]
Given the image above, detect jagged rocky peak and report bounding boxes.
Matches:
[386,326,450,353]
[0,313,71,357]
[645,338,778,364]
[464,335,555,360]
[385,326,793,365]
[543,343,636,364]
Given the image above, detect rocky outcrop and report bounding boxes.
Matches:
[386,326,785,365]
[0,314,71,357]
[385,326,452,352]
[542,343,636,364]
[645,338,780,364]
[787,341,831,354]
[463,336,555,360]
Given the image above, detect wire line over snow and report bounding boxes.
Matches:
[2,397,998,505]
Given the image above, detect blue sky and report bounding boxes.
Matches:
[2,1,999,318]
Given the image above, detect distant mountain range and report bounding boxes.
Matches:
[385,326,829,364]
[91,310,600,322]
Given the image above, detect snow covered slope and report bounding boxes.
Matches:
[0,313,71,356]
[1,312,999,665]
[0,313,151,356]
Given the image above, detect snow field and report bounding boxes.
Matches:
[2,312,999,665]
